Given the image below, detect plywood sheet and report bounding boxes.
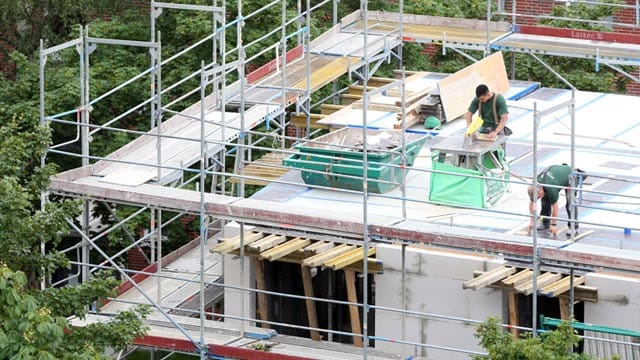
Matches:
[437,51,509,121]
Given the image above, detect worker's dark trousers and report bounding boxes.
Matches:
[540,190,579,230]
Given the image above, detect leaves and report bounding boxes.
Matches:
[473,317,614,360]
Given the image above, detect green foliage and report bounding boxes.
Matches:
[516,0,628,92]
[0,263,150,359]
[542,1,623,31]
[0,0,137,57]
[474,317,611,360]
[0,108,79,281]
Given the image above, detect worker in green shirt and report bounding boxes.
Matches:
[465,84,511,137]
[527,164,586,236]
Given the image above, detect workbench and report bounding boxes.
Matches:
[431,129,507,169]
[429,129,510,208]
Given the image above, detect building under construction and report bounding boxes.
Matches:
[42,1,640,359]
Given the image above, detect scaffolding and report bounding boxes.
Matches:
[40,0,640,359]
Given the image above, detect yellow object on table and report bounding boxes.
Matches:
[466,115,483,137]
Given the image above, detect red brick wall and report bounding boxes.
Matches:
[503,0,555,25]
[127,247,150,271]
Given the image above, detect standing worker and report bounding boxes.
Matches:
[465,84,511,138]
[527,164,586,236]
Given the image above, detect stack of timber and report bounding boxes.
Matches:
[230,152,290,186]
[419,94,444,123]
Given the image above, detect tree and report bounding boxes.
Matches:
[0,0,136,59]
[0,263,150,359]
[474,317,618,360]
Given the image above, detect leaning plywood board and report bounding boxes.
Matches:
[438,51,509,122]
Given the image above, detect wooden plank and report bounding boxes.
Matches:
[229,249,383,274]
[253,257,271,329]
[437,51,509,121]
[325,247,376,271]
[539,276,585,298]
[340,93,362,105]
[516,272,562,296]
[302,244,354,267]
[344,269,363,348]
[367,76,396,88]
[501,269,533,288]
[248,234,287,252]
[260,237,311,261]
[301,265,321,341]
[507,291,519,338]
[344,258,384,274]
[462,266,516,290]
[209,231,264,253]
[559,285,598,303]
[303,241,334,254]
[320,104,344,115]
[291,56,356,92]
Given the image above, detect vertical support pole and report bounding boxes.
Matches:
[301,265,320,340]
[568,89,577,238]
[361,1,371,356]
[254,257,271,329]
[531,101,539,338]
[39,37,48,290]
[280,0,288,146]
[154,31,164,306]
[199,62,209,359]
[345,269,363,348]
[507,290,519,338]
[81,25,91,285]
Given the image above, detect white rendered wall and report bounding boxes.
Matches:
[584,273,640,331]
[222,222,256,327]
[374,244,505,359]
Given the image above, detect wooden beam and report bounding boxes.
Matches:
[260,237,311,261]
[344,258,384,274]
[209,231,264,254]
[344,269,363,348]
[462,266,516,290]
[320,104,344,115]
[301,265,321,341]
[325,247,376,271]
[253,257,270,329]
[501,269,533,288]
[367,76,396,88]
[229,248,383,274]
[340,93,362,105]
[507,290,519,338]
[248,234,287,252]
[516,272,562,296]
[302,244,354,267]
[290,113,329,130]
[559,285,598,303]
[559,296,571,321]
[304,241,334,254]
[539,276,585,298]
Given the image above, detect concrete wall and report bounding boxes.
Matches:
[222,222,256,327]
[374,244,505,360]
[584,272,640,331]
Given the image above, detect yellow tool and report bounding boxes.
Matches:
[466,115,483,136]
[463,115,483,147]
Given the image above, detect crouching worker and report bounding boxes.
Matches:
[527,164,586,236]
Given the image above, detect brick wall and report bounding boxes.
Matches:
[127,247,150,271]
